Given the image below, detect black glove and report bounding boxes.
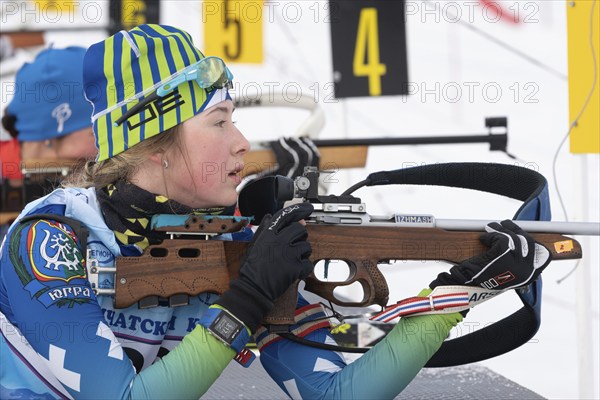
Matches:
[270,137,320,179]
[430,220,552,291]
[216,202,314,332]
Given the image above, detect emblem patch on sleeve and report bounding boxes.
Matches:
[9,219,96,308]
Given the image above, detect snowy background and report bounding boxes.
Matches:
[1,1,598,399]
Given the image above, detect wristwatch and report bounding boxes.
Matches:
[199,307,250,354]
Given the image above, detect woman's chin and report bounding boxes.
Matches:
[201,192,238,210]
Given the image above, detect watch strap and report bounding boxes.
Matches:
[199,307,255,367]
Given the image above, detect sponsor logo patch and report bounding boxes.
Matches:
[28,220,86,283]
[10,219,95,308]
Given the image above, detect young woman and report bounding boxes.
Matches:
[0,24,550,399]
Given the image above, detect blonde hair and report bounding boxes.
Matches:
[64,126,180,189]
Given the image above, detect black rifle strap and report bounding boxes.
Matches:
[425,280,542,367]
[365,162,546,218]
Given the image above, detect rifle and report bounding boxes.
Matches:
[103,209,587,310]
[88,163,596,309]
[88,163,600,365]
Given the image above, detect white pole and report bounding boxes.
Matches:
[576,154,594,399]
[340,99,353,191]
[432,219,600,235]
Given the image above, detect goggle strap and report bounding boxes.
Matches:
[157,74,189,97]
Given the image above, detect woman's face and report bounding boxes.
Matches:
[163,99,250,208]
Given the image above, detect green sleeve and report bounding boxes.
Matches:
[129,325,235,399]
[326,289,463,398]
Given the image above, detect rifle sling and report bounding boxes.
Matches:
[365,162,547,219]
[425,280,542,367]
[276,279,542,364]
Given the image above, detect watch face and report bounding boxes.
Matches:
[211,313,240,343]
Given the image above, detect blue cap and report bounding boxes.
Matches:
[7,47,93,142]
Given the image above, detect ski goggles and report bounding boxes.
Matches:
[114,56,233,127]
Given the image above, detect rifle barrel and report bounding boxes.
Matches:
[434,219,600,235]
[312,214,600,235]
[311,134,506,149]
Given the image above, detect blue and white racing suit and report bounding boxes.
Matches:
[1,188,461,399]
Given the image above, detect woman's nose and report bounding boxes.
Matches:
[233,126,250,155]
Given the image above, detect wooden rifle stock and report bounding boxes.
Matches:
[113,225,581,325]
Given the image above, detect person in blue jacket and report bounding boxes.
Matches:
[0,24,552,399]
[2,46,97,163]
[1,47,97,237]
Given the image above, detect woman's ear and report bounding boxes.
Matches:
[148,152,163,166]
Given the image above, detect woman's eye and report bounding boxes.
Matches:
[216,120,226,127]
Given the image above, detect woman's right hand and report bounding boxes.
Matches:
[216,202,314,332]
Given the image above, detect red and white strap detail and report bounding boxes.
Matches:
[370,286,506,323]
[234,347,256,367]
[256,304,330,350]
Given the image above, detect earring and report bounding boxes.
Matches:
[163,159,169,169]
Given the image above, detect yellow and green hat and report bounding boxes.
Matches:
[83,24,230,161]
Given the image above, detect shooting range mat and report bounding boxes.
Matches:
[201,356,543,399]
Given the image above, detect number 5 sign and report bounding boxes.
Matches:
[202,0,263,64]
[330,0,409,98]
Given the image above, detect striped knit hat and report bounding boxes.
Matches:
[83,24,230,161]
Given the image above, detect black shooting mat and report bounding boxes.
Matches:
[201,357,544,400]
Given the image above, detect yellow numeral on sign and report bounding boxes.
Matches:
[353,8,387,96]
[122,0,147,29]
[203,0,263,64]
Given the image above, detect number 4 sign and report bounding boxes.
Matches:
[330,0,409,98]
